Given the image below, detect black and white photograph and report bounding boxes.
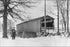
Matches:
[0,0,70,46]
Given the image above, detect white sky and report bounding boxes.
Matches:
[29,0,57,19]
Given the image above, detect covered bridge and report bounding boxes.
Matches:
[17,15,54,38]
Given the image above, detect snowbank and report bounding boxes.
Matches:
[0,32,70,46]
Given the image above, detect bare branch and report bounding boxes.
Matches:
[10,3,19,9]
[0,0,3,1]
[8,13,17,22]
[9,12,14,18]
[12,12,24,21]
[8,10,24,21]
[13,8,25,13]
[10,1,36,4]
[0,16,3,18]
[7,6,24,21]
[10,2,34,9]
[10,0,36,8]
[0,10,4,14]
[21,3,32,8]
[60,6,66,26]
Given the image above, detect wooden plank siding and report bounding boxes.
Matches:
[17,19,41,32]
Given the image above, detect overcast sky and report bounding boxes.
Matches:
[29,0,57,19]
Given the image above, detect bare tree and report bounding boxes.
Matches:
[67,0,69,32]
[59,0,67,33]
[0,0,37,38]
[56,0,61,35]
[52,0,70,36]
[47,0,67,35]
[59,0,70,37]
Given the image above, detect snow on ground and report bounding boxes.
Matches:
[0,32,70,46]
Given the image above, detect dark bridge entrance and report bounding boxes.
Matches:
[41,16,54,29]
[40,16,54,36]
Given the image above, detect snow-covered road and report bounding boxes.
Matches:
[0,32,70,46]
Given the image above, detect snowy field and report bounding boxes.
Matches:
[0,32,70,46]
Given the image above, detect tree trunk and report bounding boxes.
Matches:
[57,0,60,35]
[67,0,69,36]
[2,1,8,38]
[67,0,69,32]
[61,12,66,32]
[44,0,46,35]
